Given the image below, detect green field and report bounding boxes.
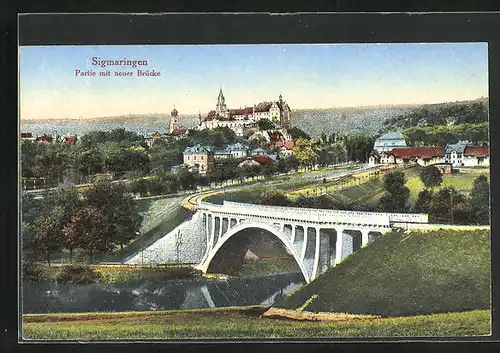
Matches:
[204,179,318,204]
[361,167,489,206]
[322,166,421,207]
[405,168,490,203]
[282,229,490,317]
[22,307,490,339]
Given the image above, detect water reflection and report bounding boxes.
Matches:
[22,272,304,314]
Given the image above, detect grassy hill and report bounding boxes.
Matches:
[281,229,490,317]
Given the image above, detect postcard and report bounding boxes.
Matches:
[18,14,491,342]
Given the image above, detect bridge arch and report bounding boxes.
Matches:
[197,220,311,283]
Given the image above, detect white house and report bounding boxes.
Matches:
[462,146,489,167]
[373,132,407,152]
[445,141,470,167]
[389,146,445,166]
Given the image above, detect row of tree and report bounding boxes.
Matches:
[377,167,489,225]
[21,127,241,187]
[383,100,488,130]
[22,182,143,265]
[255,167,489,226]
[402,122,488,147]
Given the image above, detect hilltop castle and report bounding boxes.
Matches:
[198,89,292,135]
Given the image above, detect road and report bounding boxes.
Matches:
[181,163,385,211]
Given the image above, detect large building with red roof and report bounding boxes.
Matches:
[370,143,489,168]
[462,146,489,167]
[388,146,445,166]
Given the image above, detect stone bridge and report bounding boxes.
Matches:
[195,201,428,283]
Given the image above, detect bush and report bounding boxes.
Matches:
[22,260,46,282]
[157,267,202,280]
[55,265,102,284]
[420,165,443,188]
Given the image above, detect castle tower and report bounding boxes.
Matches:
[169,107,179,134]
[216,88,227,117]
[278,94,291,129]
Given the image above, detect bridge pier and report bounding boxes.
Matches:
[217,217,223,242]
[335,227,344,264]
[361,229,369,247]
[312,226,321,280]
[300,225,308,262]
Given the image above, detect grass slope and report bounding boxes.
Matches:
[324,166,420,207]
[282,229,490,317]
[22,308,490,339]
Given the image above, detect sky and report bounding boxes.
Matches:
[19,43,488,120]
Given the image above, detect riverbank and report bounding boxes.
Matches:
[25,264,202,284]
[22,307,490,339]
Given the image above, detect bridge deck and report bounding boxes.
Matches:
[197,201,428,226]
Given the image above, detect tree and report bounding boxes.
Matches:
[32,210,64,266]
[413,189,434,213]
[63,205,108,264]
[377,171,410,212]
[294,195,316,208]
[78,148,104,178]
[420,165,443,188]
[428,187,469,224]
[33,148,70,185]
[259,189,292,207]
[344,134,376,163]
[288,127,311,140]
[174,230,183,266]
[285,155,301,172]
[470,175,490,225]
[292,138,318,170]
[178,169,197,190]
[83,182,143,252]
[257,119,275,131]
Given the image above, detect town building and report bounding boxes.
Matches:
[37,135,52,143]
[237,158,261,169]
[433,163,453,174]
[250,147,267,156]
[462,146,489,167]
[280,140,295,158]
[373,132,407,152]
[237,155,274,169]
[21,132,37,143]
[145,132,166,148]
[388,146,445,166]
[198,89,292,135]
[169,107,189,137]
[212,142,250,160]
[183,144,214,175]
[63,136,78,143]
[445,140,470,167]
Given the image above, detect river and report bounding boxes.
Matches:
[22,272,304,314]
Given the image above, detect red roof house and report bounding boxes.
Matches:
[37,135,52,143]
[388,146,445,166]
[390,146,445,159]
[463,146,489,157]
[251,156,274,165]
[283,140,295,150]
[63,137,77,143]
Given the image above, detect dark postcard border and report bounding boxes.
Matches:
[4,11,500,352]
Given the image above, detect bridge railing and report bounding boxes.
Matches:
[197,200,428,225]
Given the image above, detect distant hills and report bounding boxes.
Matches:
[21,98,488,138]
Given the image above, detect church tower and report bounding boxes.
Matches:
[216,88,227,118]
[169,107,179,134]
